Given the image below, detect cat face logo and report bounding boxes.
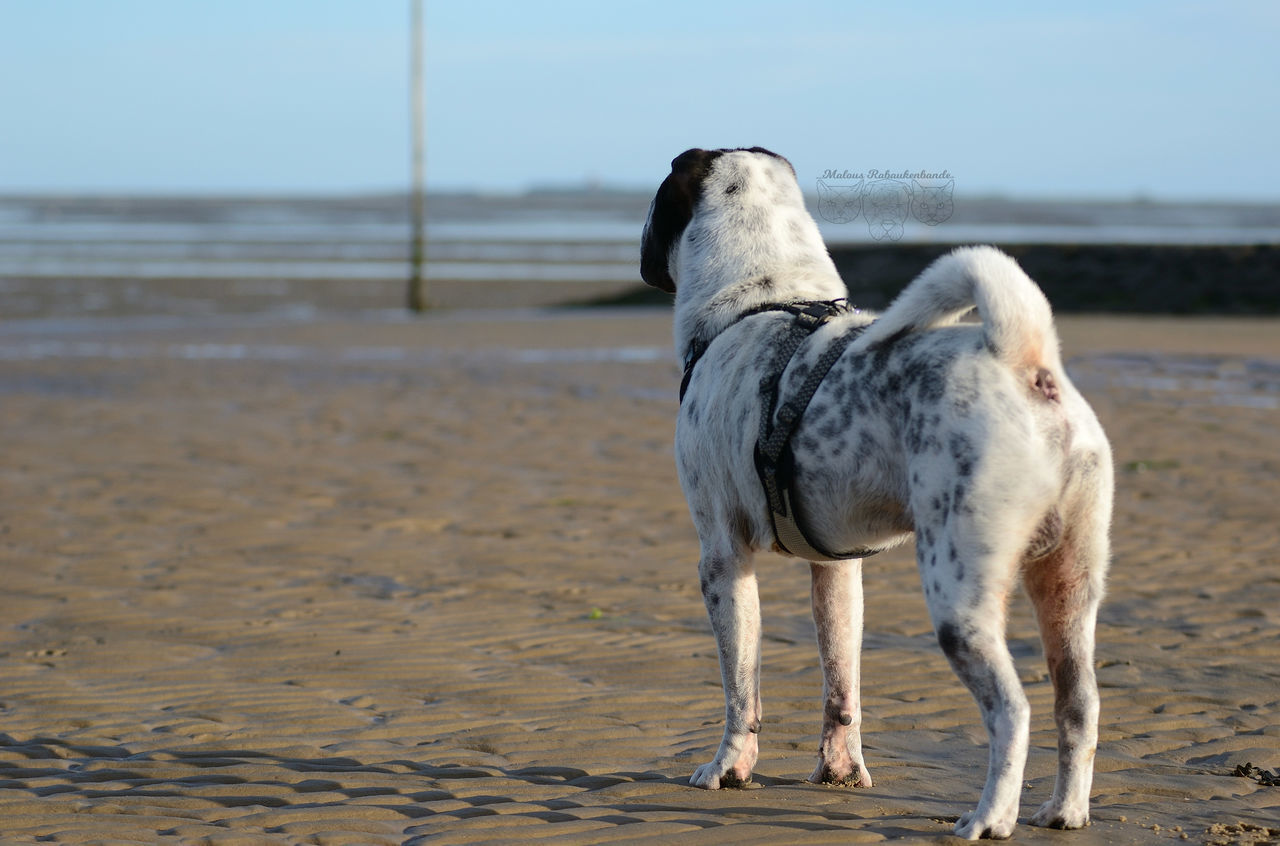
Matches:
[863,179,911,241]
[911,179,954,226]
[816,179,863,223]
[813,172,956,239]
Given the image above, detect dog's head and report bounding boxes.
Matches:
[640,147,797,293]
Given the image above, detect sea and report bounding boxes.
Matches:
[1,191,1277,410]
[1,191,1278,321]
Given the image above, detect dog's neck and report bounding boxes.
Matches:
[674,265,848,364]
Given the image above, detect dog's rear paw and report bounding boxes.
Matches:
[690,762,752,790]
[1030,799,1089,829]
[954,809,1017,840]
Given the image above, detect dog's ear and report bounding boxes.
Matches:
[640,148,720,293]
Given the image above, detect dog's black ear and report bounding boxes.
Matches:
[640,148,720,293]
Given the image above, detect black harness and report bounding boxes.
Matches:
[681,300,879,562]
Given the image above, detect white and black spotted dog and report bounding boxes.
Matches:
[640,147,1113,840]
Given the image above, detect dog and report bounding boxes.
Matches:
[640,147,1112,839]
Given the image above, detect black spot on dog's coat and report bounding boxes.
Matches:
[949,432,976,477]
[936,621,964,662]
[915,366,946,404]
[683,396,700,425]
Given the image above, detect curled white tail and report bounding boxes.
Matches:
[853,246,1061,373]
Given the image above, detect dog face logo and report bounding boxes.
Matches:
[911,179,955,226]
[863,179,911,241]
[816,179,864,224]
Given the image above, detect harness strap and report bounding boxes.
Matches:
[678,298,877,562]
[752,304,878,562]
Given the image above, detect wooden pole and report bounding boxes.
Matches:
[407,0,428,312]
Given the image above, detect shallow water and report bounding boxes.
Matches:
[0,312,1274,411]
[3,193,1278,318]
[1068,354,1280,410]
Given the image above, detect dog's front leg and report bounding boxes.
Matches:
[691,550,761,789]
[808,559,874,788]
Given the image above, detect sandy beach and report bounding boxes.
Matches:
[1,308,1278,844]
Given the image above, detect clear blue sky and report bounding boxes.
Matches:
[1,0,1277,199]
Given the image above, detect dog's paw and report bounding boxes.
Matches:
[1030,799,1089,829]
[690,761,751,790]
[954,809,1017,840]
[808,760,873,788]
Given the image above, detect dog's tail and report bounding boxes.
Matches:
[854,246,1063,377]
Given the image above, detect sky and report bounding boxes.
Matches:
[1,0,1277,200]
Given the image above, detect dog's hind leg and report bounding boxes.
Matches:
[919,536,1029,840]
[808,559,874,788]
[1024,476,1110,829]
[690,546,762,789]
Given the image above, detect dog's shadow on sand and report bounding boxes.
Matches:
[1,733,945,841]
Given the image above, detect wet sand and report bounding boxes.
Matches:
[1,310,1278,844]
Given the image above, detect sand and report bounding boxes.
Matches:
[0,309,1277,844]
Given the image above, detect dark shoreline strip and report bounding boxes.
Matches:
[578,244,1280,314]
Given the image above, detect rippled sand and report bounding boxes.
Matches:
[0,311,1277,844]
